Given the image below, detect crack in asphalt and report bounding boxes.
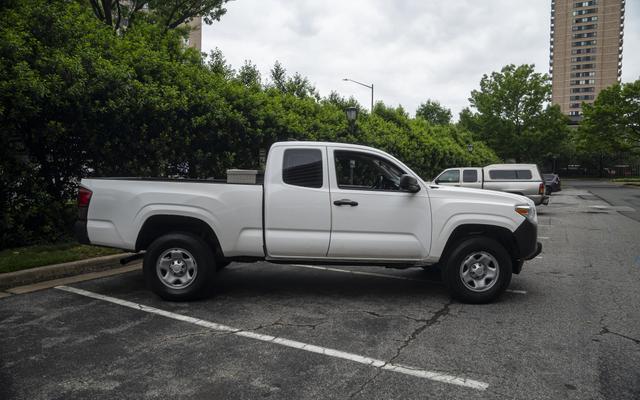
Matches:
[598,326,640,345]
[347,300,453,399]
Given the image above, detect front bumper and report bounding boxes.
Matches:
[514,219,542,260]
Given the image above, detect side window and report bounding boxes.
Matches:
[516,170,532,179]
[463,169,478,183]
[489,170,517,180]
[282,149,323,188]
[438,169,460,183]
[334,150,405,191]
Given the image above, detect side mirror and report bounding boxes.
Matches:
[434,179,440,184]
[400,174,421,193]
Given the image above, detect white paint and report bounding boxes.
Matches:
[55,285,489,391]
[538,236,550,240]
[289,264,526,295]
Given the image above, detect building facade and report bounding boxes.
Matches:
[549,0,625,122]
[187,16,203,50]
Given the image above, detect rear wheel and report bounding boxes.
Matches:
[143,232,216,301]
[442,237,512,304]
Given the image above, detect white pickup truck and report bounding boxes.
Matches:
[76,141,541,303]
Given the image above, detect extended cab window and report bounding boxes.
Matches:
[463,169,478,182]
[282,149,323,188]
[438,169,460,183]
[334,150,405,191]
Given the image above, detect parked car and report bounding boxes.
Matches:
[432,164,549,206]
[543,173,561,193]
[76,141,541,304]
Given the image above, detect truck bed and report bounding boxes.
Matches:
[80,178,264,257]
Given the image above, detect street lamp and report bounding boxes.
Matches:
[342,78,374,112]
[345,107,358,123]
[467,143,474,153]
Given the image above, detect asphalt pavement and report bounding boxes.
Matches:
[1,182,639,399]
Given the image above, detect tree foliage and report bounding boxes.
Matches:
[460,64,569,162]
[88,0,229,31]
[578,80,640,155]
[0,0,498,248]
[415,99,452,125]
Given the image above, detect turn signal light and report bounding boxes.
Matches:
[515,205,531,217]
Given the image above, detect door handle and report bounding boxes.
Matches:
[333,199,358,206]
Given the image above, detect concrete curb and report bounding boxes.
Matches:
[0,253,136,291]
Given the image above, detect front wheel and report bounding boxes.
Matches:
[442,237,512,304]
[143,232,216,301]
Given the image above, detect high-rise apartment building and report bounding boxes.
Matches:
[549,0,625,122]
[187,16,203,50]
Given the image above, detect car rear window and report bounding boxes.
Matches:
[489,169,533,180]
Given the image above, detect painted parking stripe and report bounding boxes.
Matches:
[55,285,489,391]
[289,264,526,295]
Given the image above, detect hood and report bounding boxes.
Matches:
[426,183,534,207]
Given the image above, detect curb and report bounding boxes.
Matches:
[0,253,136,291]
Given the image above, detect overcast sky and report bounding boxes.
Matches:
[202,0,640,118]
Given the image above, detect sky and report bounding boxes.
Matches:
[202,0,640,119]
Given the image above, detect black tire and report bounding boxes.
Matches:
[441,237,512,304]
[143,232,216,301]
[217,260,231,271]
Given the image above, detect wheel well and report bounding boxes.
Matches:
[441,224,518,264]
[135,215,224,260]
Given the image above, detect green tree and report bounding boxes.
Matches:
[415,99,452,125]
[578,80,640,155]
[88,0,229,31]
[237,60,261,87]
[460,64,569,162]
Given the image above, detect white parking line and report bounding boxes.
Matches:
[289,264,526,295]
[538,237,550,240]
[55,285,489,391]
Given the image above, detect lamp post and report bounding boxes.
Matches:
[345,106,358,134]
[467,143,474,153]
[342,78,374,112]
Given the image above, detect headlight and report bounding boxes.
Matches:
[515,205,536,222]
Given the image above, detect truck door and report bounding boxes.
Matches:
[327,147,431,261]
[434,169,460,186]
[264,145,331,258]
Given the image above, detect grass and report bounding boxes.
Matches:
[0,243,121,274]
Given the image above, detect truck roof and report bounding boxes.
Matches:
[271,141,377,152]
[484,164,539,169]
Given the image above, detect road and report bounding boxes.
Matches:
[1,182,639,399]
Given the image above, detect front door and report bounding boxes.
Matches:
[327,147,431,261]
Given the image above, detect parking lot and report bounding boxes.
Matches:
[1,181,639,400]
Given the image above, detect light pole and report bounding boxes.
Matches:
[345,106,358,134]
[342,78,374,112]
[467,143,474,153]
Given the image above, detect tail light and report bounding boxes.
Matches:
[538,183,545,195]
[77,187,92,220]
[78,187,92,207]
